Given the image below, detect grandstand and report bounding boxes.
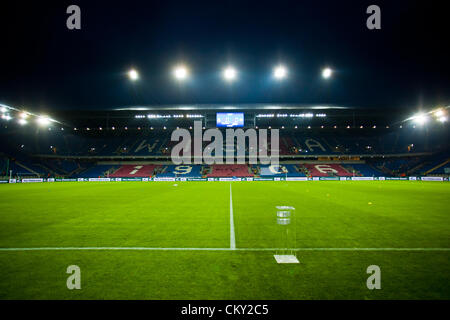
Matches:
[0,104,448,180]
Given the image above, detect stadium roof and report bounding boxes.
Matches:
[113,104,352,111]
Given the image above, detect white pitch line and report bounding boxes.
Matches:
[0,247,449,252]
[229,183,236,250]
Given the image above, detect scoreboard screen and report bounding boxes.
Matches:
[216,113,244,128]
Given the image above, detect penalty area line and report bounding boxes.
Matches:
[0,247,449,252]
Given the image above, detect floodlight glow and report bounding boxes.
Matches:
[412,113,428,125]
[0,107,7,113]
[19,112,29,119]
[434,109,445,117]
[128,69,139,81]
[173,65,189,80]
[37,116,51,126]
[1,114,12,121]
[273,65,287,79]
[18,118,27,125]
[438,116,447,123]
[322,67,333,79]
[223,67,237,81]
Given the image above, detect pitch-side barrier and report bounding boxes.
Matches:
[1,176,447,183]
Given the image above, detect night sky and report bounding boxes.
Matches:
[0,0,449,112]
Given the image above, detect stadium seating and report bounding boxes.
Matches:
[302,163,353,177]
[259,164,305,177]
[77,164,118,178]
[1,124,449,159]
[0,125,448,178]
[109,164,159,177]
[343,163,383,177]
[207,164,253,177]
[157,165,203,178]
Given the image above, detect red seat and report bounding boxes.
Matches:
[109,165,159,177]
[303,163,353,177]
[208,164,253,177]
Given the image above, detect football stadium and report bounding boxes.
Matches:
[0,0,449,308]
[0,104,449,299]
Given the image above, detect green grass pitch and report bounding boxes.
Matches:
[0,181,449,299]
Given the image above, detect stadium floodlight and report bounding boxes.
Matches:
[1,114,12,121]
[433,108,445,118]
[412,113,428,125]
[1,106,7,113]
[322,67,333,79]
[273,65,287,80]
[128,68,139,81]
[18,118,27,125]
[173,65,189,80]
[37,116,51,126]
[438,116,448,123]
[19,112,29,119]
[223,67,237,82]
